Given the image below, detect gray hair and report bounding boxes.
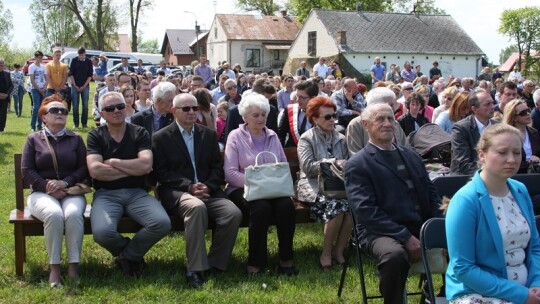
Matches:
[523,79,534,88]
[99,92,125,111]
[152,82,177,101]
[365,87,396,106]
[361,103,393,122]
[534,89,540,106]
[224,78,237,88]
[238,93,270,117]
[433,80,445,90]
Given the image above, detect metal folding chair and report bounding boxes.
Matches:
[337,208,423,303]
[420,218,448,304]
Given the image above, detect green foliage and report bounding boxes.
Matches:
[0,0,13,46]
[0,45,32,68]
[499,44,518,66]
[137,38,160,54]
[499,7,540,76]
[29,0,81,51]
[286,0,444,23]
[38,0,121,51]
[236,0,281,16]
[128,0,153,52]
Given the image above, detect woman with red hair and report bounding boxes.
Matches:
[297,96,352,269]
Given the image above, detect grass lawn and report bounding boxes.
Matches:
[0,86,442,303]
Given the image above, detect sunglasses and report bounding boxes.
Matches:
[102,103,126,112]
[226,85,238,90]
[47,107,68,115]
[517,108,531,116]
[176,106,199,112]
[319,113,337,120]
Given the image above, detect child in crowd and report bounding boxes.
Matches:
[216,101,229,151]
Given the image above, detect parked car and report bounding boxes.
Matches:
[107,61,154,74]
[23,55,54,75]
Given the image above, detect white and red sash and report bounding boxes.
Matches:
[287,103,301,145]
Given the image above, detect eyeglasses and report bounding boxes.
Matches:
[102,103,126,112]
[176,106,199,112]
[319,113,337,120]
[47,107,68,115]
[517,108,531,116]
[226,85,238,90]
[297,95,310,101]
[403,87,413,91]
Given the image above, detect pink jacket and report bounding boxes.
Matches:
[224,123,286,194]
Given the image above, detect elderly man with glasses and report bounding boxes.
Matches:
[218,79,242,105]
[152,93,241,288]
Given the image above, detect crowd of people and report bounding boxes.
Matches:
[6,49,540,302]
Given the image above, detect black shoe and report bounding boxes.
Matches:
[115,255,134,276]
[277,265,299,276]
[186,271,205,288]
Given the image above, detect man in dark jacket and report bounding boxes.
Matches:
[0,58,13,132]
[344,103,442,304]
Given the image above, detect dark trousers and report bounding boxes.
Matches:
[366,236,410,304]
[0,98,7,131]
[229,188,296,268]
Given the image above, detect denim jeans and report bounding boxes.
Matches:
[71,85,90,127]
[30,89,43,130]
[12,86,24,117]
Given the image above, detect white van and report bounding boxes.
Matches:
[60,50,138,71]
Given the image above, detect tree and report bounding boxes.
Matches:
[128,0,152,52]
[0,0,13,46]
[236,0,280,16]
[499,44,518,66]
[286,0,443,24]
[137,38,160,54]
[499,7,540,76]
[40,0,121,51]
[29,0,80,51]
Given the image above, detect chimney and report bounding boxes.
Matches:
[356,2,362,13]
[280,10,287,17]
[337,31,347,45]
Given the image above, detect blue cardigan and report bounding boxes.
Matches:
[446,172,540,303]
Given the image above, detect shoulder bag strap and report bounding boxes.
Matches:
[42,130,60,180]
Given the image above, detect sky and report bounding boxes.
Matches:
[5,0,540,64]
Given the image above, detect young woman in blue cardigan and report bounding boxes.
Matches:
[446,124,540,303]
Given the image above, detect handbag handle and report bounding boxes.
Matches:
[43,130,61,180]
[254,151,279,166]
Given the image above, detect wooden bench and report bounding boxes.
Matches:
[9,148,312,275]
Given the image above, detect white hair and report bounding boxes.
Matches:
[534,89,540,106]
[224,78,237,88]
[361,103,393,122]
[238,93,270,117]
[152,81,177,101]
[365,87,396,106]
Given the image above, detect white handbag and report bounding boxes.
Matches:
[243,151,295,201]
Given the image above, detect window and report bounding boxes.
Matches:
[308,31,317,56]
[274,50,280,60]
[246,49,261,68]
[214,28,218,39]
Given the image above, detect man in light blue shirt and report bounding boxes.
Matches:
[370,57,386,85]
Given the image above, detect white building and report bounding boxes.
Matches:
[284,9,486,81]
[207,12,300,75]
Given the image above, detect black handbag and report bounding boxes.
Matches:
[318,161,347,199]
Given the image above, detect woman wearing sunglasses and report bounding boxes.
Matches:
[502,99,540,173]
[21,94,88,287]
[297,96,351,269]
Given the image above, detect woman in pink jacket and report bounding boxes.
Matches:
[224,93,297,277]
